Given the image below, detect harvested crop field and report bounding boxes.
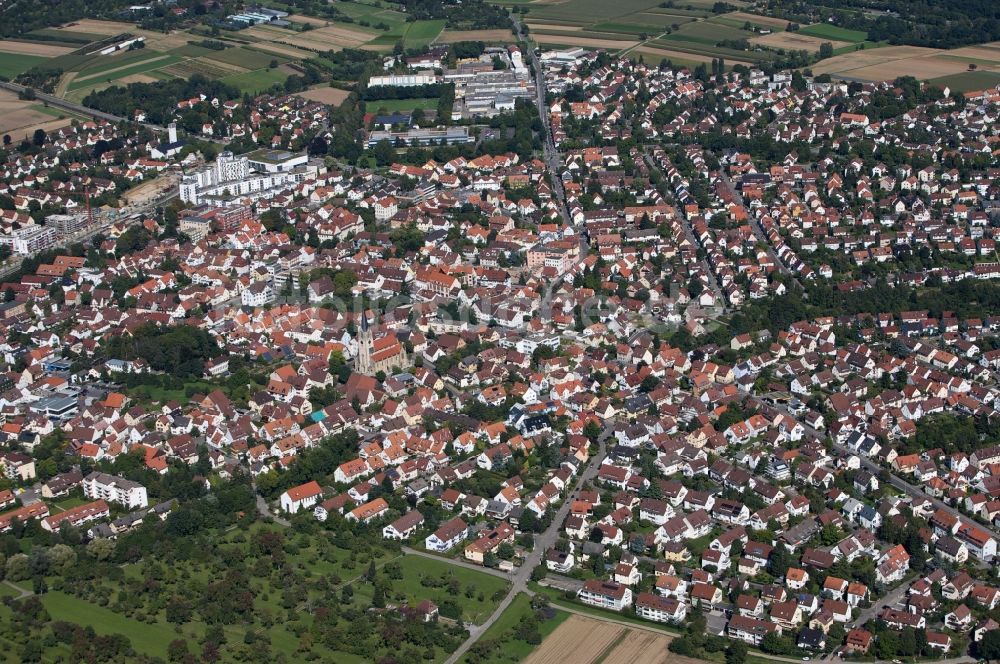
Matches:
[750,31,849,52]
[635,45,751,66]
[296,86,351,105]
[57,19,136,35]
[244,24,369,50]
[0,40,74,56]
[0,90,72,137]
[527,23,585,31]
[306,25,375,47]
[810,44,1000,81]
[436,29,515,42]
[286,14,338,27]
[809,45,940,75]
[523,616,695,664]
[522,617,624,664]
[726,11,789,28]
[116,74,158,85]
[245,40,314,60]
[600,630,672,664]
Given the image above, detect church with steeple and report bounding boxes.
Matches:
[355,314,409,377]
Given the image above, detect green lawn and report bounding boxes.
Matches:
[51,495,91,512]
[0,53,49,79]
[799,23,868,42]
[68,55,183,92]
[40,591,182,659]
[202,46,284,69]
[366,97,440,113]
[392,554,510,625]
[221,67,290,93]
[402,19,446,47]
[462,593,569,664]
[929,70,1000,92]
[0,583,23,599]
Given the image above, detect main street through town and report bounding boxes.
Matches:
[442,425,612,664]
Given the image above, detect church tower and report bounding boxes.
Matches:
[356,314,374,376]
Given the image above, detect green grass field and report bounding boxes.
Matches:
[221,67,290,93]
[799,23,868,42]
[0,53,48,78]
[402,19,446,46]
[202,45,284,69]
[68,55,182,92]
[526,0,665,24]
[392,554,509,624]
[461,593,570,664]
[40,591,182,658]
[367,97,440,113]
[929,70,1000,92]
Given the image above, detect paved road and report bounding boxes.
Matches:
[254,491,291,527]
[402,546,512,580]
[442,426,611,664]
[0,80,166,132]
[747,392,1000,551]
[642,151,727,310]
[3,580,31,600]
[711,164,801,287]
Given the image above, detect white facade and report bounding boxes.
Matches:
[179,151,314,205]
[368,73,436,88]
[83,471,148,509]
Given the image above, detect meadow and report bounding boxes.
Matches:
[1,522,509,663]
[0,53,49,78]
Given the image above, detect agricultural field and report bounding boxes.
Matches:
[0,40,75,56]
[365,19,448,49]
[928,70,1000,92]
[436,28,516,43]
[0,53,49,78]
[220,67,294,94]
[750,31,850,53]
[811,43,1000,84]
[296,86,352,106]
[524,0,801,62]
[798,23,868,43]
[522,615,680,664]
[4,14,390,103]
[0,89,78,139]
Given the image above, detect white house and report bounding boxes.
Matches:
[280,480,323,514]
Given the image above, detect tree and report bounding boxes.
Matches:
[32,128,46,146]
[875,631,899,660]
[976,629,1000,661]
[372,138,395,166]
[168,639,189,662]
[583,420,602,443]
[726,641,748,664]
[819,42,834,59]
